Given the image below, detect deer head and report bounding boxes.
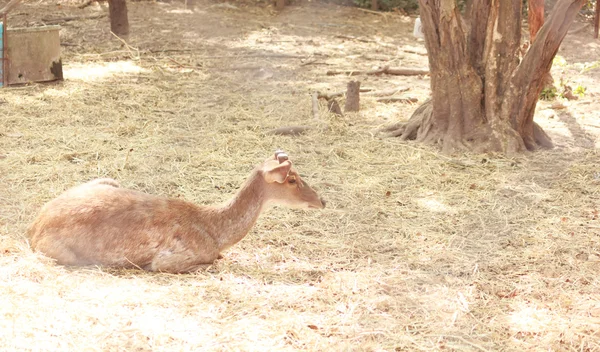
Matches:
[261,150,326,209]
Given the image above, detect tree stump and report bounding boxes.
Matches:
[344,81,360,112]
[108,0,129,37]
[327,99,343,116]
[371,0,378,11]
[275,0,285,11]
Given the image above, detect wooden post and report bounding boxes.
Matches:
[108,0,129,36]
[344,81,360,112]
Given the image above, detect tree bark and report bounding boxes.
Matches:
[385,0,586,154]
[108,0,129,37]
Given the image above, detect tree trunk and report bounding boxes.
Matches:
[595,0,600,39]
[108,0,129,37]
[528,0,554,91]
[528,0,545,42]
[384,0,586,154]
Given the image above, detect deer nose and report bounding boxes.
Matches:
[320,198,327,208]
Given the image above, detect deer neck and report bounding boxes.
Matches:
[214,169,267,252]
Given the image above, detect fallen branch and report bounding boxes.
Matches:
[402,49,428,56]
[335,35,397,48]
[143,49,326,61]
[77,0,94,9]
[110,31,139,60]
[364,87,410,96]
[267,126,314,136]
[334,35,377,43]
[219,66,266,71]
[326,66,429,76]
[146,49,316,60]
[147,48,194,53]
[356,7,387,16]
[317,86,408,100]
[300,59,318,66]
[376,97,418,104]
[317,88,373,100]
[194,54,310,59]
[42,14,106,24]
[167,57,196,69]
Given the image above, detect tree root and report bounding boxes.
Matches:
[533,121,554,149]
[380,98,432,141]
[381,98,554,153]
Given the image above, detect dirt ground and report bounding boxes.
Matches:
[1,0,599,350]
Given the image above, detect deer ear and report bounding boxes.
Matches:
[263,160,292,184]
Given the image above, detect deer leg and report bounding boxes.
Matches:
[147,249,218,274]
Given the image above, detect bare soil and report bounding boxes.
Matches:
[0,1,599,350]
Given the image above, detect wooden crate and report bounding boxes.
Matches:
[6,25,62,85]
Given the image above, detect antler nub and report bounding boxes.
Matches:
[275,150,289,163]
[277,153,289,163]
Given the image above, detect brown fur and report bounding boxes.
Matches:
[27,153,325,273]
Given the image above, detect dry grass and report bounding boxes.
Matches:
[1,0,600,350]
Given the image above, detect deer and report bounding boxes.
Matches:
[27,151,325,273]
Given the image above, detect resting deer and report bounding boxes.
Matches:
[28,151,325,273]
